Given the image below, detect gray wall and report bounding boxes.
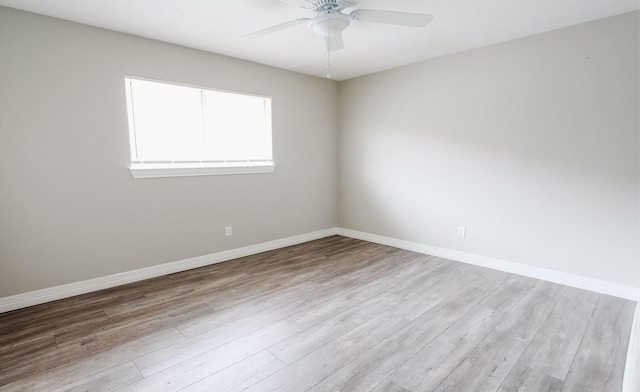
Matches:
[1,7,638,298]
[0,7,339,297]
[339,12,640,287]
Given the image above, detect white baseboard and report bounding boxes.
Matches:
[2,225,637,306]
[624,301,640,392]
[0,228,339,313]
[335,228,640,301]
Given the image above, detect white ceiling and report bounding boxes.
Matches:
[0,0,637,80]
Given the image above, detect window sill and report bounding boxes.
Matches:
[129,162,275,179]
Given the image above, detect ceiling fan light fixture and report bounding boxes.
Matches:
[311,12,350,36]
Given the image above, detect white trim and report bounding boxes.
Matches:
[623,301,640,392]
[129,163,275,178]
[2,226,637,307]
[124,75,272,100]
[0,228,338,314]
[335,228,640,300]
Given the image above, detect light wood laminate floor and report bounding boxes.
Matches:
[0,236,635,391]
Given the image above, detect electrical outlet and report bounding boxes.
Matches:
[457,226,466,237]
[225,226,233,237]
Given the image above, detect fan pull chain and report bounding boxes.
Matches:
[326,16,332,78]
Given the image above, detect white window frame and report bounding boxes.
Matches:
[124,76,275,179]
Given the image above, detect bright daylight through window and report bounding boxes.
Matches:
[125,77,274,178]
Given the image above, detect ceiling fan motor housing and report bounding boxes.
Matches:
[309,0,350,12]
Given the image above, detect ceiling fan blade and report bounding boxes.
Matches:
[324,33,345,52]
[350,9,433,27]
[278,0,313,8]
[243,18,310,38]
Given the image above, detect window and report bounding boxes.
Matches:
[125,77,274,178]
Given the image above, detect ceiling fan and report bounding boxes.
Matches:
[246,0,434,52]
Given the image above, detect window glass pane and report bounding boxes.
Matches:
[202,90,272,161]
[125,77,273,172]
[129,79,203,161]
